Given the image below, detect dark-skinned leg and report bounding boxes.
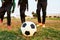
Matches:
[42,2,47,27]
[36,3,42,26]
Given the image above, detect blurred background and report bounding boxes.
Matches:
[0,0,60,18]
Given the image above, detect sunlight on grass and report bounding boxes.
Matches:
[30,28,60,40]
[0,28,60,40]
[46,18,60,20]
[0,18,60,40]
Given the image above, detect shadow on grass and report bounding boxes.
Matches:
[0,27,60,40]
[30,27,60,40]
[0,31,26,40]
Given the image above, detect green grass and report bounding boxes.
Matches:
[0,28,60,40]
[30,28,60,40]
[46,18,60,20]
[0,31,25,40]
[0,18,60,40]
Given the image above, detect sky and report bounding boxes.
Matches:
[0,0,60,18]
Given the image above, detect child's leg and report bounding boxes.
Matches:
[6,4,12,29]
[1,12,5,22]
[0,7,5,23]
[7,11,11,26]
[42,2,47,27]
[20,7,26,23]
[36,3,41,23]
[36,3,42,26]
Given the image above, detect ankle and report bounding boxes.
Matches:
[42,24,45,27]
[37,23,42,27]
[0,21,3,23]
[7,25,12,30]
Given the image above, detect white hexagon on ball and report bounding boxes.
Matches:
[21,21,37,37]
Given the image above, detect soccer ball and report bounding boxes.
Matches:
[21,21,37,37]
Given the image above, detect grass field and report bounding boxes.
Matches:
[0,18,60,40]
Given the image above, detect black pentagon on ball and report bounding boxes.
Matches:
[25,31,30,35]
[30,24,35,29]
[22,23,27,27]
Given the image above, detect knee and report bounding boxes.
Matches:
[36,9,40,13]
